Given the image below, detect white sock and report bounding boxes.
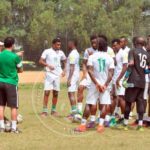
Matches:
[77,103,83,113]
[105,115,110,122]
[99,118,104,126]
[90,115,96,122]
[129,112,133,117]
[81,118,87,125]
[138,120,143,126]
[114,107,120,114]
[11,120,17,130]
[124,119,128,125]
[0,120,5,129]
[121,114,124,119]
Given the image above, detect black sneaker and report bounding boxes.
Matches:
[11,128,22,134]
[0,128,5,133]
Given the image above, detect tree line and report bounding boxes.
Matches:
[0,0,149,62]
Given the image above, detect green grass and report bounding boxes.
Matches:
[1,83,150,150]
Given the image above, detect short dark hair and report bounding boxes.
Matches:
[52,37,61,44]
[68,39,78,47]
[98,34,108,42]
[112,39,120,45]
[98,37,108,52]
[4,37,15,48]
[90,35,97,41]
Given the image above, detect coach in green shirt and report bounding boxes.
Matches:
[0,37,23,133]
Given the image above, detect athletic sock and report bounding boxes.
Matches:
[71,105,77,114]
[99,118,104,126]
[90,115,96,122]
[138,120,143,126]
[0,120,5,129]
[124,119,128,125]
[51,105,56,112]
[129,112,133,117]
[121,114,124,119]
[81,118,87,125]
[43,107,48,113]
[77,103,83,114]
[114,107,120,114]
[11,120,17,130]
[105,115,111,122]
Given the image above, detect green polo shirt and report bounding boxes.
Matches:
[0,49,22,85]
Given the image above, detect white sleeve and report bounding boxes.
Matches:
[87,55,93,66]
[109,57,115,69]
[69,53,76,65]
[41,50,47,59]
[83,49,89,60]
[60,51,66,60]
[122,51,128,64]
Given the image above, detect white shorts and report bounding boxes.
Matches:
[68,76,79,92]
[79,74,91,89]
[115,80,125,96]
[44,73,60,91]
[144,82,149,100]
[86,82,111,105]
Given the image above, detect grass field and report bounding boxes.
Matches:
[0,83,150,150]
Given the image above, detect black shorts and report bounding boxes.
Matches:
[125,87,144,103]
[0,82,19,108]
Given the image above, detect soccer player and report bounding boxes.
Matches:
[112,39,128,124]
[75,38,114,132]
[39,38,66,117]
[76,35,98,115]
[123,37,150,131]
[0,37,23,133]
[66,39,80,117]
[120,36,130,54]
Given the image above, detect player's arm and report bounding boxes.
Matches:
[16,51,24,57]
[105,69,114,88]
[116,52,128,87]
[39,53,54,70]
[82,59,88,79]
[61,59,67,77]
[104,58,115,89]
[16,56,23,73]
[61,51,67,77]
[67,64,75,87]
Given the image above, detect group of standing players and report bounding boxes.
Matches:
[39,35,150,133]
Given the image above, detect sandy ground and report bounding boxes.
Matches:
[19,71,82,84]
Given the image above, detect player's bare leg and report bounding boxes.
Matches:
[74,104,95,132]
[0,106,5,131]
[51,90,59,116]
[117,96,125,124]
[97,104,110,133]
[41,90,50,117]
[77,85,85,114]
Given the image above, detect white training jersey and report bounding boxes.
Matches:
[41,48,66,77]
[88,51,115,85]
[113,49,128,83]
[66,49,80,78]
[83,47,97,60]
[124,46,130,54]
[107,46,115,59]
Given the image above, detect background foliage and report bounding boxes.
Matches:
[0,0,149,62]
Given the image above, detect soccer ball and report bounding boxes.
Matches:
[17,114,23,123]
[72,114,82,123]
